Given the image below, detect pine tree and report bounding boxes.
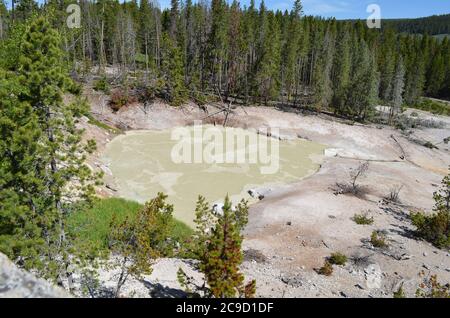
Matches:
[0,0,7,39]
[255,10,281,104]
[331,24,351,113]
[426,51,445,97]
[0,17,100,286]
[314,23,335,109]
[280,0,302,104]
[378,30,396,102]
[108,193,173,297]
[206,0,228,93]
[200,196,255,297]
[179,195,256,298]
[169,0,179,41]
[225,0,244,99]
[389,56,405,121]
[159,32,187,106]
[404,50,425,105]
[15,0,39,22]
[345,40,379,120]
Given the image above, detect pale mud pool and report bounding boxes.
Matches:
[103,126,325,226]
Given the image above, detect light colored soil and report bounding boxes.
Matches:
[82,90,450,298]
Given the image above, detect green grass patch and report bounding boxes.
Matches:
[370,230,388,249]
[67,197,193,254]
[86,113,121,134]
[409,98,450,116]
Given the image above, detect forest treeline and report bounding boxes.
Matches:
[381,14,450,36]
[1,0,450,117]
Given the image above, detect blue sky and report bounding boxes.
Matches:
[159,0,450,19]
[12,1,450,19]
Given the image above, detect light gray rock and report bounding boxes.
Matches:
[0,253,70,298]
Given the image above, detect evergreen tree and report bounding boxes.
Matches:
[389,56,405,121]
[426,51,446,97]
[15,0,39,22]
[378,30,396,102]
[206,0,228,92]
[345,40,379,120]
[159,32,188,106]
[0,17,99,285]
[108,192,173,297]
[404,49,425,105]
[331,24,351,113]
[169,0,179,41]
[179,195,256,298]
[280,0,302,104]
[0,0,7,39]
[253,1,281,104]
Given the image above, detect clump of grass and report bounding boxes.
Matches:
[352,211,374,225]
[67,198,193,255]
[370,230,388,248]
[411,98,450,116]
[317,261,333,276]
[328,252,348,266]
[393,283,406,298]
[385,185,403,203]
[423,141,438,149]
[86,113,121,134]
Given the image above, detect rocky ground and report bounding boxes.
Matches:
[79,88,449,298]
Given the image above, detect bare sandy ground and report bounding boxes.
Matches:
[83,89,450,298]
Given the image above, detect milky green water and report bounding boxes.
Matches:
[103,126,325,226]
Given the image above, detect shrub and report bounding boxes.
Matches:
[109,89,137,111]
[385,185,403,203]
[393,284,406,298]
[411,210,450,249]
[416,272,450,298]
[410,171,450,249]
[334,161,369,197]
[93,77,110,94]
[352,211,374,225]
[328,252,348,266]
[370,231,388,248]
[317,261,333,276]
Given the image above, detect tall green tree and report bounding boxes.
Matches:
[0,0,7,39]
[389,56,405,121]
[179,195,256,298]
[345,40,379,120]
[159,32,187,106]
[0,17,99,286]
[331,24,351,113]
